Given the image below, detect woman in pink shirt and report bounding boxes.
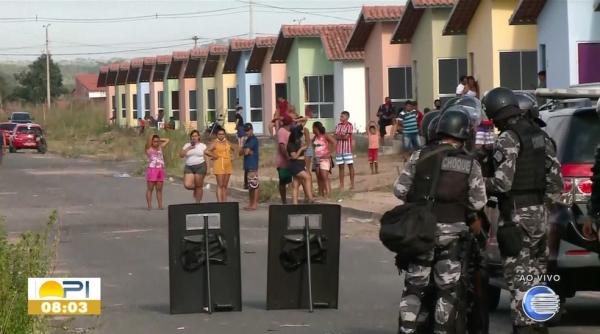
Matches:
[145,134,170,210]
[312,121,336,197]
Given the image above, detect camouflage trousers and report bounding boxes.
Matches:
[501,204,548,327]
[398,224,466,334]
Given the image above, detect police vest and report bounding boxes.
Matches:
[504,118,546,202]
[407,144,473,223]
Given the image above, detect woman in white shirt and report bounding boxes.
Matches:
[179,130,208,202]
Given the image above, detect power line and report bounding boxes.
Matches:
[236,0,354,21]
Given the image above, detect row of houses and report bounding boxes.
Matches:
[97,0,600,135]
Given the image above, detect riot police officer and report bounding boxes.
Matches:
[482,87,563,334]
[514,91,546,128]
[420,111,441,145]
[583,144,600,239]
[393,106,487,334]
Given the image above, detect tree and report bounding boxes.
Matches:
[0,72,9,108]
[12,54,66,104]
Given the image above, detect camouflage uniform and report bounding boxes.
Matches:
[393,143,487,334]
[485,128,562,327]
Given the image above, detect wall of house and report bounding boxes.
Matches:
[566,0,600,85]
[124,84,136,127]
[237,51,264,134]
[381,22,412,109]
[137,82,150,119]
[364,23,385,120]
[334,61,367,132]
[106,85,115,121]
[260,48,287,133]
[181,78,196,130]
[537,0,570,88]
[215,56,237,133]
[195,61,206,130]
[116,85,126,127]
[149,81,163,120]
[164,78,179,123]
[200,77,215,128]
[411,9,435,109]
[467,0,494,93]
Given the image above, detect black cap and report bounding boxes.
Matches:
[243,123,253,130]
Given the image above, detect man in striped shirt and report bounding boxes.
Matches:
[401,101,421,155]
[335,111,355,190]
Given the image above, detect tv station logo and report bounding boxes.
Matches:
[28,278,101,315]
[522,286,560,322]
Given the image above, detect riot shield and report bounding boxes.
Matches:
[168,203,242,314]
[266,204,341,311]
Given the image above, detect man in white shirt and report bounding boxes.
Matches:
[455,75,468,96]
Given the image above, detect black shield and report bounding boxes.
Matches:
[266,204,341,310]
[168,203,242,314]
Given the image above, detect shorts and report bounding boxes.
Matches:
[305,146,314,158]
[184,162,207,175]
[237,128,245,138]
[277,168,292,185]
[146,167,165,182]
[288,160,306,176]
[335,153,354,165]
[314,156,332,172]
[245,170,259,189]
[214,158,232,175]
[368,148,379,163]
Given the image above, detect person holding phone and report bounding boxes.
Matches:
[180,130,208,203]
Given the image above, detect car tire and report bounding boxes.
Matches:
[37,143,47,154]
[488,285,501,311]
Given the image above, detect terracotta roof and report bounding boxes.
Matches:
[230,38,255,51]
[280,24,330,38]
[347,6,404,51]
[190,47,209,59]
[173,50,190,61]
[131,57,144,68]
[209,44,228,56]
[255,36,278,47]
[119,61,130,70]
[320,25,364,61]
[109,63,120,71]
[391,0,454,43]
[156,55,172,64]
[443,0,481,36]
[143,57,156,65]
[76,73,102,92]
[509,0,546,25]
[99,65,109,73]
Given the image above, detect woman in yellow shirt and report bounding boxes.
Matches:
[206,128,237,202]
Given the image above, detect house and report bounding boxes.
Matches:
[347,5,410,123]
[203,44,236,133]
[137,57,153,120]
[190,47,210,130]
[126,58,142,123]
[165,53,184,129]
[224,38,265,134]
[151,55,170,125]
[510,0,600,88]
[443,0,538,93]
[173,50,195,130]
[246,36,286,134]
[97,66,114,122]
[391,0,468,107]
[271,24,365,131]
[115,61,130,127]
[73,73,106,100]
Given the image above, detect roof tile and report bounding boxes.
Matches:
[119,61,130,70]
[413,0,455,7]
[172,50,190,61]
[230,38,255,51]
[281,24,332,38]
[209,44,228,56]
[109,63,120,71]
[131,57,144,68]
[156,55,172,64]
[190,47,209,59]
[99,65,109,73]
[320,25,364,61]
[75,73,103,91]
[143,57,156,65]
[255,36,278,47]
[362,5,404,21]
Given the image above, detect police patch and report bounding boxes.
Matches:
[493,150,504,163]
[441,156,472,174]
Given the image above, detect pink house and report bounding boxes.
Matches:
[346,5,410,121]
[246,36,287,133]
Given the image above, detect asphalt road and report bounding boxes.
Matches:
[2,152,600,334]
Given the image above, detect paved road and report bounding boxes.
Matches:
[2,153,600,334]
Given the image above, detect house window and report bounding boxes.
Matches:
[303,75,334,119]
[249,84,262,122]
[144,93,150,118]
[539,44,546,71]
[500,51,538,90]
[275,83,287,100]
[207,89,216,122]
[171,91,180,121]
[388,67,412,110]
[189,90,197,121]
[578,43,600,84]
[438,58,467,105]
[158,90,164,119]
[227,87,237,122]
[121,94,126,118]
[111,95,116,120]
[132,94,138,119]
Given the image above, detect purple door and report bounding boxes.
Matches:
[578,43,600,84]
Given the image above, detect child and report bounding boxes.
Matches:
[145,134,170,210]
[367,121,380,174]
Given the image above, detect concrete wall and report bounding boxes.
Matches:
[106,85,115,121]
[334,61,367,133]
[467,0,495,93]
[200,77,215,127]
[149,81,163,120]
[411,9,435,108]
[382,23,412,112]
[566,0,600,85]
[181,78,196,130]
[137,82,150,119]
[215,56,237,134]
[125,84,136,127]
[537,0,569,88]
[237,51,263,134]
[116,85,126,127]
[260,48,287,132]
[164,78,179,121]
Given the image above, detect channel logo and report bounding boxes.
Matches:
[522,285,560,322]
[28,278,101,315]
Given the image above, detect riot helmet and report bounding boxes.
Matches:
[482,87,521,121]
[455,96,484,128]
[514,91,546,127]
[421,110,441,144]
[427,115,441,144]
[436,106,472,141]
[441,96,461,113]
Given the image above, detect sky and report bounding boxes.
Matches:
[0,0,403,61]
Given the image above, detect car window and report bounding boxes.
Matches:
[0,123,16,131]
[16,127,37,134]
[12,113,31,121]
[546,112,600,164]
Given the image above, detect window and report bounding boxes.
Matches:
[249,85,262,122]
[132,94,138,119]
[121,94,126,118]
[189,90,197,121]
[207,89,216,122]
[144,93,150,118]
[578,43,600,84]
[275,83,287,100]
[539,44,546,71]
[158,90,164,116]
[111,95,116,119]
[227,87,237,122]
[171,91,180,121]
[499,51,538,90]
[438,58,467,95]
[303,75,334,118]
[388,67,413,109]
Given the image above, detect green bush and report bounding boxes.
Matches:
[0,211,58,334]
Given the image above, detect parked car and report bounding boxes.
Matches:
[8,111,33,124]
[485,96,600,313]
[0,122,17,146]
[8,123,47,154]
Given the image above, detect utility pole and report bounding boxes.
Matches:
[248,0,254,39]
[293,17,306,25]
[192,35,199,48]
[43,24,51,123]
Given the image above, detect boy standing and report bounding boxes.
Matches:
[335,111,355,190]
[241,123,259,210]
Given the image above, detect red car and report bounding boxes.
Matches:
[9,123,47,154]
